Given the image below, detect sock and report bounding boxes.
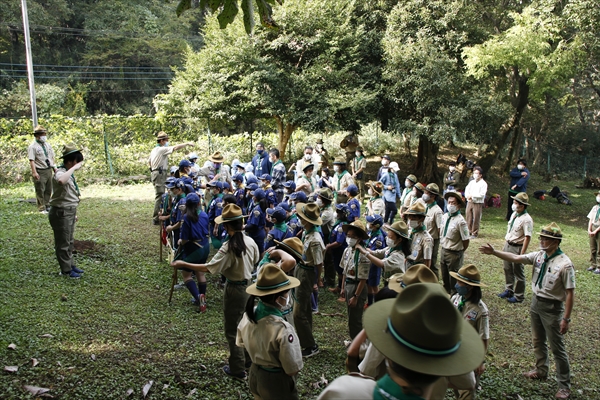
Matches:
[198,282,207,296]
[185,280,200,301]
[368,294,374,305]
[311,291,318,310]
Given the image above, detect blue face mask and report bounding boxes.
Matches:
[455,283,469,297]
[164,141,170,147]
[257,149,264,156]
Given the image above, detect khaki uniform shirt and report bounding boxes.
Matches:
[236,313,303,374]
[440,212,470,251]
[205,235,260,281]
[359,343,386,380]
[505,211,533,243]
[371,247,406,274]
[295,157,314,177]
[148,146,174,171]
[197,165,232,183]
[332,171,355,193]
[525,250,576,302]
[367,197,385,217]
[317,374,376,400]
[27,140,55,169]
[303,230,325,266]
[352,157,367,175]
[408,228,433,263]
[400,188,414,212]
[296,175,318,196]
[425,202,443,239]
[49,168,80,208]
[321,206,335,240]
[587,205,600,230]
[451,295,490,340]
[341,246,370,280]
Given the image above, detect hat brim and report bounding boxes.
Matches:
[444,192,465,207]
[538,232,562,240]
[274,240,303,261]
[214,214,246,224]
[449,271,487,287]
[62,148,82,158]
[295,203,323,226]
[209,157,224,163]
[384,226,410,240]
[341,224,369,240]
[246,276,301,296]
[510,196,531,206]
[365,182,382,194]
[404,210,426,216]
[364,299,485,376]
[387,273,406,293]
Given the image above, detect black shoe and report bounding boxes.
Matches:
[72,266,84,274]
[152,220,160,226]
[302,345,320,358]
[222,365,247,382]
[507,296,523,303]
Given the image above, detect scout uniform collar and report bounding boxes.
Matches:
[535,248,564,288]
[373,374,424,400]
[370,195,381,200]
[509,209,528,231]
[443,211,461,237]
[411,225,426,234]
[370,228,382,239]
[273,222,288,232]
[255,300,283,321]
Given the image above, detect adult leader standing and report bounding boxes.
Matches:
[148,131,194,225]
[506,159,530,221]
[28,125,56,214]
[252,142,272,181]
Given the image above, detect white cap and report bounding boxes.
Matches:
[389,162,400,172]
[188,153,199,160]
[245,164,254,172]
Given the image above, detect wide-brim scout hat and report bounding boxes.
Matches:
[209,152,225,163]
[450,264,487,287]
[406,174,417,184]
[538,222,563,240]
[156,131,169,140]
[404,201,426,216]
[62,143,82,158]
[295,202,323,226]
[215,204,246,224]
[247,263,300,296]
[332,158,346,165]
[302,163,315,172]
[275,237,304,261]
[511,192,530,206]
[425,183,440,196]
[34,125,47,135]
[385,220,410,239]
[364,283,485,376]
[414,182,425,192]
[316,138,324,144]
[342,220,369,240]
[317,188,334,202]
[388,264,439,293]
[444,191,465,207]
[366,181,383,195]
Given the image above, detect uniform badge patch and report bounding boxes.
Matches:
[288,334,294,343]
[338,226,343,232]
[466,310,478,321]
[253,210,261,216]
[351,204,356,209]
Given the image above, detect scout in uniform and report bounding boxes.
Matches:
[296,163,318,198]
[237,264,303,400]
[283,202,301,238]
[331,159,355,204]
[265,206,293,249]
[499,192,534,303]
[358,221,411,279]
[340,221,371,339]
[326,204,350,297]
[346,184,361,223]
[232,174,246,212]
[294,202,325,358]
[404,202,434,270]
[158,177,176,230]
[175,158,192,178]
[411,182,426,207]
[365,214,386,305]
[282,180,296,207]
[440,191,470,294]
[318,283,485,400]
[399,174,417,217]
[586,190,600,274]
[48,144,85,278]
[423,183,443,276]
[206,181,225,249]
[245,189,268,256]
[317,188,336,287]
[365,181,385,218]
[148,131,194,225]
[28,125,56,213]
[314,138,329,171]
[269,148,287,203]
[259,174,278,207]
[379,162,401,225]
[351,147,367,200]
[172,204,260,381]
[479,222,575,400]
[291,146,314,182]
[165,179,186,250]
[340,133,359,166]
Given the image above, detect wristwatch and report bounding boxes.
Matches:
[563,317,571,323]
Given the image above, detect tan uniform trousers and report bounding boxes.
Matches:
[151,170,167,222]
[293,266,316,349]
[589,231,600,268]
[48,206,77,274]
[502,242,526,301]
[224,282,250,375]
[248,364,298,400]
[34,168,53,211]
[440,248,464,295]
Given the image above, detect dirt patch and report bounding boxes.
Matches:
[74,240,104,256]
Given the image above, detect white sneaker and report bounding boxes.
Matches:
[40,210,49,214]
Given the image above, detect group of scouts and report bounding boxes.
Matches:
[28,127,582,399]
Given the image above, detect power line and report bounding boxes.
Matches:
[1,74,173,80]
[5,69,173,76]
[0,62,173,70]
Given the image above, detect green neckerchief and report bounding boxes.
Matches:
[354,156,364,171]
[301,175,315,192]
[370,228,382,241]
[373,374,424,400]
[386,243,404,257]
[353,248,361,266]
[411,225,426,235]
[335,170,349,191]
[457,295,466,312]
[255,300,283,321]
[400,187,411,203]
[595,204,600,222]
[36,140,48,158]
[302,227,318,242]
[443,211,461,237]
[370,195,382,201]
[388,171,396,187]
[57,164,80,196]
[274,221,288,233]
[426,201,436,211]
[535,248,564,288]
[270,159,282,176]
[509,209,528,232]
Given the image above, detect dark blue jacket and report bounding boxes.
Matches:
[509,167,530,193]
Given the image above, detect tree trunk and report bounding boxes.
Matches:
[402,132,412,156]
[501,125,522,174]
[477,68,529,174]
[275,115,295,162]
[411,135,442,188]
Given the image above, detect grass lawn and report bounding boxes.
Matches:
[1,172,600,399]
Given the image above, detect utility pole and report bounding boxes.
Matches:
[21,0,38,127]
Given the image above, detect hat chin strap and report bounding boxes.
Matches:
[387,318,461,356]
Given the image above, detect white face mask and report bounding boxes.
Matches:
[385,237,395,247]
[449,166,455,172]
[304,154,312,160]
[284,189,289,194]
[517,164,524,170]
[38,136,47,142]
[408,220,419,229]
[355,152,361,157]
[276,294,291,309]
[447,204,458,214]
[333,166,340,172]
[405,180,412,188]
[473,173,480,180]
[511,203,518,212]
[381,160,389,166]
[422,193,430,202]
[368,189,373,196]
[346,237,358,248]
[316,198,323,207]
[596,196,600,204]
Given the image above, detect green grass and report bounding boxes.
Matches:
[1,175,599,399]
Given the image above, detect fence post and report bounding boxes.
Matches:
[103,118,114,176]
[207,118,212,154]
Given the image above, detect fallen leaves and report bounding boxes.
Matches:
[23,385,51,396]
[126,388,134,397]
[91,354,96,361]
[142,380,153,398]
[4,366,18,373]
[311,374,329,389]
[31,358,39,367]
[39,334,54,338]
[7,343,17,350]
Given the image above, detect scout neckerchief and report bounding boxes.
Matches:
[274,221,288,234]
[509,209,528,232]
[387,171,397,191]
[57,164,80,196]
[270,159,282,176]
[411,225,426,236]
[301,175,315,192]
[400,187,411,203]
[425,201,436,212]
[369,229,382,247]
[336,170,349,191]
[255,300,283,321]
[456,295,466,312]
[353,156,364,172]
[302,226,318,243]
[535,248,564,288]
[443,210,461,237]
[595,204,600,222]
[36,140,49,159]
[385,243,404,257]
[373,374,424,400]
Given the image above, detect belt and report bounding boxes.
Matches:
[298,263,314,271]
[345,278,358,284]
[37,167,50,170]
[225,278,248,285]
[258,365,283,373]
[535,295,561,305]
[442,247,463,254]
[50,206,77,211]
[507,241,523,247]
